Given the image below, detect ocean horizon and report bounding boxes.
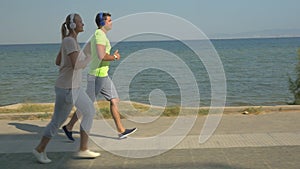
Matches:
[2,36,300,46]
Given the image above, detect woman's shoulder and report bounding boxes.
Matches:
[61,36,80,52]
[63,36,76,43]
[62,37,78,47]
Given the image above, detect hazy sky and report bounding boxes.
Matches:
[1,0,300,44]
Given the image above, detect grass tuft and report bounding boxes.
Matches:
[242,106,263,115]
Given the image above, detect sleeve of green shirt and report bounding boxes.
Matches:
[95,29,106,45]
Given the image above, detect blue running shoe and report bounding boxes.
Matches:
[119,128,137,139]
[62,125,75,141]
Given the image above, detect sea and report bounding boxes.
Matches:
[1,37,300,107]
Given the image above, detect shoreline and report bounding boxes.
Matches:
[0,102,300,120]
[1,101,300,112]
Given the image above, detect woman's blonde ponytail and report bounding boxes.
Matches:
[61,22,67,40]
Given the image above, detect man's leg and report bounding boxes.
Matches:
[64,112,79,131]
[110,98,125,133]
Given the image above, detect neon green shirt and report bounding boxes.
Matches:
[89,29,111,77]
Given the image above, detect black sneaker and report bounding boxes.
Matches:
[119,128,137,139]
[62,125,75,141]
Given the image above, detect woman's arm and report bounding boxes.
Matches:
[69,51,91,70]
[67,41,92,69]
[55,50,62,66]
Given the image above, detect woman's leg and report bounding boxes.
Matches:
[36,87,73,151]
[34,87,73,163]
[74,88,96,151]
[73,88,100,158]
[63,75,96,133]
[35,136,50,153]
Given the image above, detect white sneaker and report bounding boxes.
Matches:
[75,150,101,159]
[32,149,52,164]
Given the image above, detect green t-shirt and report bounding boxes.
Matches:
[89,29,111,77]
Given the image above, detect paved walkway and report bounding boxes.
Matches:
[0,111,299,169]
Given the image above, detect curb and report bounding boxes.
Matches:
[1,103,300,120]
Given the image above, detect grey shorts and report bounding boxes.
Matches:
[86,74,119,102]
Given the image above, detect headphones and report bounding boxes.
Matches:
[69,13,76,29]
[98,12,105,26]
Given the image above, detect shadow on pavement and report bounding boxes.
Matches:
[8,122,44,134]
[7,122,119,140]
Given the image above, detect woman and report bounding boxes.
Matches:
[33,13,100,164]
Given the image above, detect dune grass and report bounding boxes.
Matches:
[0,103,54,114]
[0,101,209,120]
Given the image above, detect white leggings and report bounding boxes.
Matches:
[43,86,95,138]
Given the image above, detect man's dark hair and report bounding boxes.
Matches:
[95,12,111,28]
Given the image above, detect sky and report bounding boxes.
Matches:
[1,0,300,44]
